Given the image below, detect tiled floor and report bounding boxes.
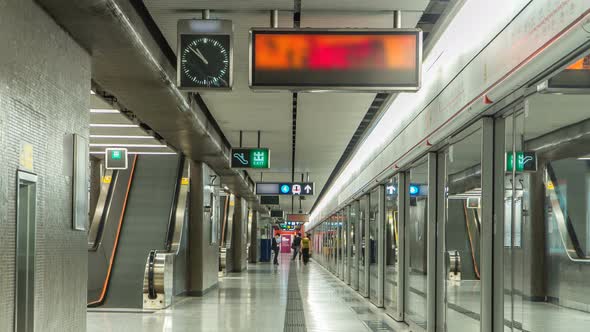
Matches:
[87,254,408,332]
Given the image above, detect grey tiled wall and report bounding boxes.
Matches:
[0,0,90,331]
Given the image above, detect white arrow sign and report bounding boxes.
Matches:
[304,184,312,194]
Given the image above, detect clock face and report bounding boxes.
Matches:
[179,35,231,88]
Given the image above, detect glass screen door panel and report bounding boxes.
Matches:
[350,201,359,290]
[359,195,370,297]
[503,92,590,332]
[442,126,483,332]
[369,187,384,307]
[406,158,429,330]
[384,175,402,319]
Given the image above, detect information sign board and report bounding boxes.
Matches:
[256,182,314,196]
[231,148,270,168]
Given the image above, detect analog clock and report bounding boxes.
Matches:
[179,34,231,88]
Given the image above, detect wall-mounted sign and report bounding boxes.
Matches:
[105,148,128,170]
[249,28,422,91]
[286,214,309,223]
[231,148,270,168]
[260,195,280,205]
[506,152,537,172]
[177,19,233,90]
[256,182,314,196]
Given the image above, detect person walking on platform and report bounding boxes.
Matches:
[301,233,311,265]
[292,233,302,261]
[272,234,280,265]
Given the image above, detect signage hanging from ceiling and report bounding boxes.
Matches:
[230,148,270,168]
[177,19,233,90]
[260,195,280,205]
[286,214,309,223]
[270,210,284,218]
[537,55,590,94]
[105,148,128,170]
[256,182,315,196]
[249,28,422,92]
[506,151,537,172]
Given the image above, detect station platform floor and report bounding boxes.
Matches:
[87,254,410,332]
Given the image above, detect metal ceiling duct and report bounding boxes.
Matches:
[36,0,261,208]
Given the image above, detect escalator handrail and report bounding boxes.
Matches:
[165,155,185,251]
[88,169,117,251]
[147,250,157,299]
[545,164,590,262]
[88,155,138,307]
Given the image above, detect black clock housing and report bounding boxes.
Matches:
[179,34,231,88]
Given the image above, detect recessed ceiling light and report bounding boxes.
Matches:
[90,124,139,128]
[90,151,176,155]
[90,109,120,113]
[90,135,153,139]
[89,143,167,148]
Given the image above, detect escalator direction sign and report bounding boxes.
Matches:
[230,148,270,169]
[105,148,128,170]
[256,182,314,196]
[506,151,537,172]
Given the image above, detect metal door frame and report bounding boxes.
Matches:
[352,200,360,290]
[15,171,38,332]
[434,118,495,332]
[369,186,385,307]
[359,194,370,297]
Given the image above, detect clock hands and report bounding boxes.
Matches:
[188,46,208,65]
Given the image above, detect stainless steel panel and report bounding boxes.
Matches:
[481,118,494,332]
[15,171,37,332]
[426,152,437,332]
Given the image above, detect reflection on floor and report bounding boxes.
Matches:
[87,254,409,332]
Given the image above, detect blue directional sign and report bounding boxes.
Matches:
[256,182,315,196]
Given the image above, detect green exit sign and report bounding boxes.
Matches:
[105,148,128,170]
[250,148,269,168]
[231,148,270,169]
[111,150,122,160]
[506,151,537,172]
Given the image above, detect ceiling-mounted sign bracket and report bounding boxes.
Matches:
[177,18,234,90]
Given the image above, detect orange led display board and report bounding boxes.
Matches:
[249,29,422,91]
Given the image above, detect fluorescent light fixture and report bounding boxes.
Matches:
[90,151,177,155]
[90,135,153,139]
[90,90,96,95]
[90,123,139,128]
[578,157,590,160]
[89,143,167,148]
[90,109,120,114]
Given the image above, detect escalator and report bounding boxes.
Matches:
[88,154,183,308]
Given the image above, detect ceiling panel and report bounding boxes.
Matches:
[144,0,294,11]
[301,0,430,11]
[300,11,423,28]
